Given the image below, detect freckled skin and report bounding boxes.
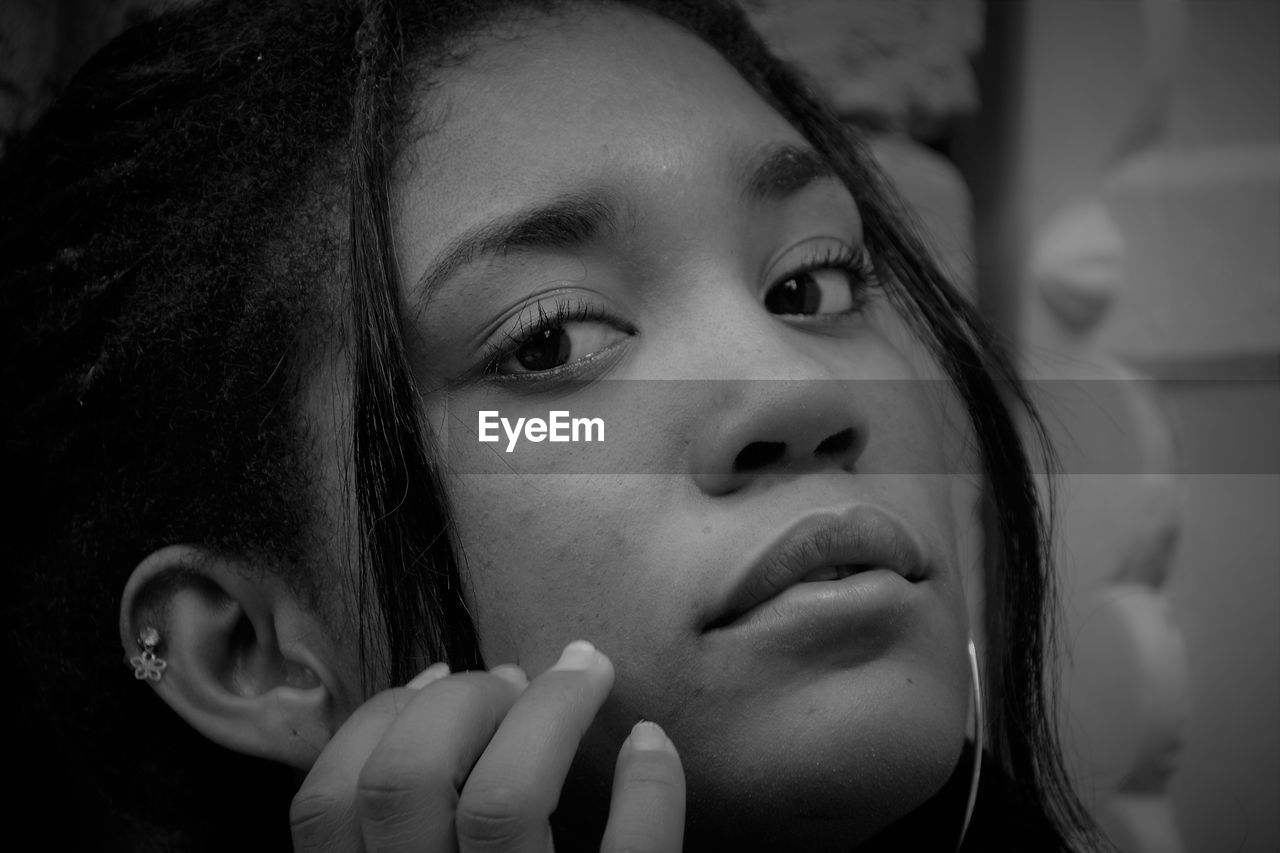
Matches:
[394,7,971,849]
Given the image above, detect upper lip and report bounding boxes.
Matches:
[704,505,927,631]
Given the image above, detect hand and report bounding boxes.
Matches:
[290,640,686,852]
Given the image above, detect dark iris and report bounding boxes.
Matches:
[765,273,822,314]
[514,327,572,371]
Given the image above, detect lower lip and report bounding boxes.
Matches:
[718,569,921,656]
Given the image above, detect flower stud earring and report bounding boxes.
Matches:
[129,626,167,682]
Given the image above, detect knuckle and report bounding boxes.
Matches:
[620,752,685,791]
[454,783,541,846]
[431,675,509,730]
[355,760,443,823]
[289,786,349,847]
[624,769,684,796]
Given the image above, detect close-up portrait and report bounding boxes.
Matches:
[2,0,1276,851]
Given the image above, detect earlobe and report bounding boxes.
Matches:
[119,545,350,770]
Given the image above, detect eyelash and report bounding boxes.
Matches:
[773,243,879,315]
[481,299,631,377]
[478,242,878,377]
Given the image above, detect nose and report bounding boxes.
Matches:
[689,378,869,496]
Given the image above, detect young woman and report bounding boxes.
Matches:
[2,0,1096,849]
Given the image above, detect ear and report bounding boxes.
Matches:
[119,544,358,770]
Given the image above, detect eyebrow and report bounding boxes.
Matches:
[416,193,620,303]
[415,143,838,301]
[736,142,839,203]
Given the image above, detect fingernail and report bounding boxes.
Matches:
[489,663,529,688]
[406,662,450,689]
[628,720,673,752]
[551,640,597,671]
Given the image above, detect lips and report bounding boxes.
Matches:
[704,506,927,631]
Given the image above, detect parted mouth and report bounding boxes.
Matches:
[704,505,927,631]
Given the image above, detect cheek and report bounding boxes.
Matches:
[444,473,635,668]
[818,345,967,633]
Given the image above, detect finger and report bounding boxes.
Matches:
[291,665,448,853]
[455,641,614,853]
[356,666,528,853]
[600,722,686,853]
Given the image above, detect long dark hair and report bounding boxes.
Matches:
[2,0,1090,849]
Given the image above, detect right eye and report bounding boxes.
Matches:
[496,318,630,374]
[484,300,634,378]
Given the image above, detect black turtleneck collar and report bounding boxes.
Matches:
[859,743,1068,852]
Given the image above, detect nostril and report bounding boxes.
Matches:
[734,441,786,472]
[814,428,856,457]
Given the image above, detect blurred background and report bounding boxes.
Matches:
[755,6,1278,851]
[3,1,1277,850]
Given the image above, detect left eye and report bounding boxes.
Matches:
[763,268,857,316]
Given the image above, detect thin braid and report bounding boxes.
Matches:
[348,0,481,688]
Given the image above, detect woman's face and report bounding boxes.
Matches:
[391,5,971,844]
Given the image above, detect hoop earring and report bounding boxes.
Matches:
[954,636,984,852]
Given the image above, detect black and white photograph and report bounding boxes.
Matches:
[3,1,1276,850]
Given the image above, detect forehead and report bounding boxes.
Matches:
[393,4,806,266]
